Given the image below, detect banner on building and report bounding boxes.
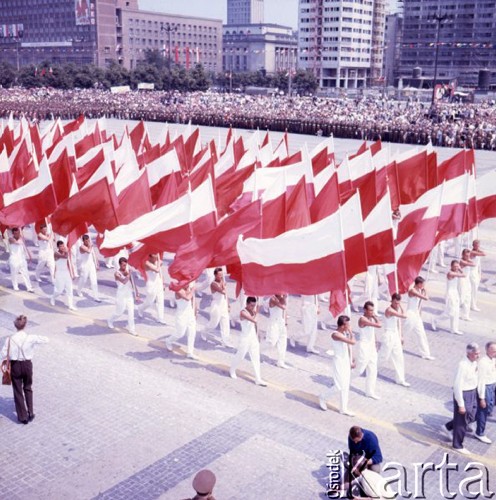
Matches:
[75,0,91,25]
[0,24,24,38]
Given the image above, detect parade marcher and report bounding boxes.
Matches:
[205,268,232,348]
[266,293,289,369]
[469,240,486,312]
[230,296,267,386]
[8,228,34,292]
[34,223,55,284]
[181,469,216,500]
[402,276,435,360]
[77,234,101,302]
[0,315,48,424]
[138,253,166,324]
[381,293,410,387]
[355,301,382,400]
[108,257,136,336]
[290,295,320,354]
[475,341,496,444]
[444,343,480,455]
[428,241,447,274]
[319,315,356,416]
[459,249,476,321]
[348,426,383,473]
[166,283,198,359]
[431,260,465,335]
[50,240,76,310]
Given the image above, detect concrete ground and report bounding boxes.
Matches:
[0,123,495,499]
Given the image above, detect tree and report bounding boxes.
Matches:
[104,60,130,87]
[292,70,318,95]
[130,62,163,90]
[189,64,211,91]
[0,61,16,88]
[17,65,43,88]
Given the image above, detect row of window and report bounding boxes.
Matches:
[127,18,218,33]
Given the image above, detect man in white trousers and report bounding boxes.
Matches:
[431,260,465,335]
[290,295,319,354]
[230,296,267,386]
[77,234,101,302]
[205,268,232,347]
[470,240,485,312]
[319,315,356,416]
[429,241,447,274]
[166,282,198,359]
[108,257,136,336]
[403,276,435,360]
[35,223,55,284]
[459,249,475,321]
[138,253,165,324]
[355,301,382,400]
[8,227,34,292]
[50,240,76,310]
[266,293,289,369]
[381,293,410,387]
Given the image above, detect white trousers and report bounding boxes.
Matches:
[208,304,231,344]
[470,272,481,309]
[139,283,164,322]
[169,312,196,355]
[403,311,431,357]
[266,319,288,365]
[231,331,262,381]
[78,262,99,300]
[321,355,351,412]
[52,273,74,308]
[35,251,55,283]
[380,329,406,384]
[110,293,135,333]
[295,303,318,351]
[355,342,378,396]
[9,258,32,291]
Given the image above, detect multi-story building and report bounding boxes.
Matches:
[399,0,496,88]
[298,0,386,89]
[118,9,222,72]
[227,0,264,25]
[223,23,298,74]
[382,12,402,86]
[0,0,222,72]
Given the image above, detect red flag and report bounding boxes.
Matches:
[476,169,496,223]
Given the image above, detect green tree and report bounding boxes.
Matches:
[0,61,16,88]
[130,62,163,90]
[292,69,318,95]
[189,64,211,91]
[143,49,167,71]
[104,60,130,87]
[17,65,43,88]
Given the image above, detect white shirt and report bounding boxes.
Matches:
[453,356,478,406]
[1,330,49,361]
[478,355,496,397]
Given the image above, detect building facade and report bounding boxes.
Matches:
[227,0,264,25]
[298,0,386,89]
[223,23,297,74]
[382,12,402,86]
[0,0,222,72]
[118,9,222,72]
[399,0,496,88]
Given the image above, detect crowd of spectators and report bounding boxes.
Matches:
[1,87,496,150]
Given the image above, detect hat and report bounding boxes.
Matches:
[192,469,216,495]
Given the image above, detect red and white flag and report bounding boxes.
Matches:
[237,209,346,296]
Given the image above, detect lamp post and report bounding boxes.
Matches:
[430,12,449,106]
[161,22,177,90]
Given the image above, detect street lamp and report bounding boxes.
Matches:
[161,22,177,90]
[430,12,449,106]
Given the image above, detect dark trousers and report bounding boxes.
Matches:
[446,390,477,449]
[11,360,33,422]
[476,383,495,437]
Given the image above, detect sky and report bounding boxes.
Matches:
[139,0,299,29]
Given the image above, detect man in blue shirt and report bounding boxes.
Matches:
[348,426,383,473]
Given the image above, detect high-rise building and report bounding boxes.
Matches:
[399,0,496,88]
[382,12,402,86]
[227,0,264,25]
[0,0,222,72]
[298,0,387,89]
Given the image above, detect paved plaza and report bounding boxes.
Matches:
[1,124,496,499]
